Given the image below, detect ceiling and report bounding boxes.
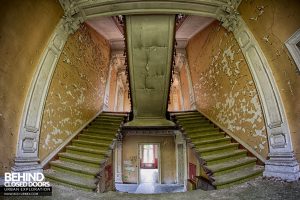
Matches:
[86,15,215,51]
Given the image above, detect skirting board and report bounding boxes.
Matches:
[40,110,103,167]
[198,109,266,164]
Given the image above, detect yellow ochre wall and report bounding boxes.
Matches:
[0,0,63,175]
[187,21,269,158]
[239,0,300,162]
[122,135,176,184]
[39,24,110,161]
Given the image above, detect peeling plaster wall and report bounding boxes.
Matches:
[39,24,110,161]
[0,0,62,175]
[122,135,176,184]
[187,21,269,158]
[239,0,300,161]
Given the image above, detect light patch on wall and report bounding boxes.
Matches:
[187,21,269,157]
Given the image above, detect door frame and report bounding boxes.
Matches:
[137,143,161,184]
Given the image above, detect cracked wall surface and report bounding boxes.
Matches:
[239,0,300,161]
[187,21,269,158]
[39,24,110,161]
[0,0,62,175]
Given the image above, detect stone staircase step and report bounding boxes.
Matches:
[177,118,208,124]
[45,112,125,192]
[91,120,122,126]
[72,141,111,151]
[193,137,231,147]
[44,170,97,191]
[207,157,257,176]
[181,123,213,129]
[86,126,120,132]
[50,160,99,178]
[212,166,264,189]
[196,143,239,156]
[88,124,120,129]
[188,132,225,140]
[183,126,217,132]
[72,139,111,148]
[185,127,219,135]
[66,146,109,158]
[78,134,115,142]
[176,115,205,120]
[173,111,264,190]
[82,129,117,135]
[81,132,117,139]
[202,149,248,165]
[95,115,124,119]
[58,152,105,168]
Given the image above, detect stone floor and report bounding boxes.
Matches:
[5,177,300,200]
[116,183,184,194]
[140,169,159,183]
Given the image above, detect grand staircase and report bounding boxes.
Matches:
[44,112,127,192]
[171,111,264,190]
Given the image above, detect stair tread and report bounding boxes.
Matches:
[178,119,208,124]
[185,127,218,133]
[50,160,99,175]
[193,137,231,145]
[79,134,115,141]
[91,121,122,126]
[82,129,117,134]
[88,125,120,130]
[73,139,111,146]
[44,169,96,190]
[213,166,264,186]
[196,143,239,153]
[202,149,247,161]
[177,117,206,121]
[97,115,125,119]
[59,152,105,164]
[189,132,225,139]
[207,157,257,172]
[184,127,216,132]
[182,124,213,128]
[67,145,108,154]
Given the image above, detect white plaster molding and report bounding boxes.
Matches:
[103,55,117,111]
[114,141,123,183]
[12,19,70,173]
[177,52,196,110]
[175,130,187,189]
[233,17,299,181]
[285,28,300,73]
[40,110,102,167]
[76,0,226,19]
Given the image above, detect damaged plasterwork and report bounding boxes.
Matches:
[39,24,110,160]
[187,21,269,157]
